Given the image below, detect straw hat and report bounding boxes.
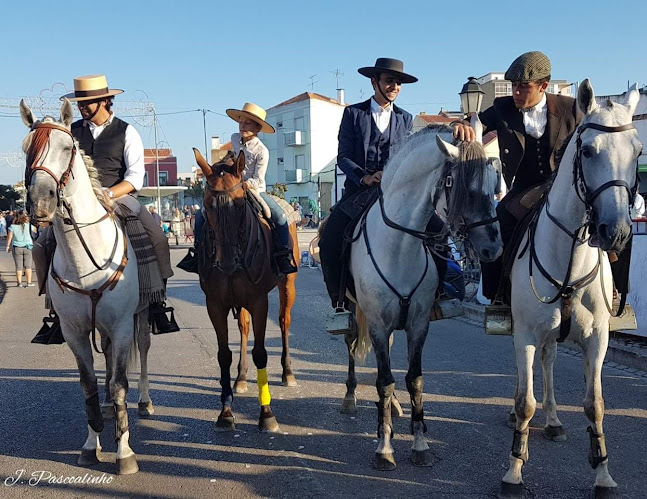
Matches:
[357,58,418,84]
[61,75,124,102]
[226,102,275,134]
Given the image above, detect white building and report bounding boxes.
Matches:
[260,91,346,218]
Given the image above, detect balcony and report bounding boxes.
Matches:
[284,131,305,147]
[285,169,306,183]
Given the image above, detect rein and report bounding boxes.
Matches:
[524,120,637,339]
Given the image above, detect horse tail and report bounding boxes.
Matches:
[354,303,372,364]
[127,313,140,376]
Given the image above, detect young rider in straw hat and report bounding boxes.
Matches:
[193,102,297,275]
[32,74,179,344]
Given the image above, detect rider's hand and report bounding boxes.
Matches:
[452,123,476,142]
[361,171,382,186]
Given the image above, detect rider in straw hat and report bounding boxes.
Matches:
[32,74,179,344]
[319,58,448,318]
[191,102,297,275]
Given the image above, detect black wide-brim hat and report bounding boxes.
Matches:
[358,58,418,84]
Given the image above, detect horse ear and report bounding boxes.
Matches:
[235,151,246,177]
[60,98,74,126]
[436,135,460,160]
[470,113,483,144]
[192,147,213,178]
[19,99,37,128]
[623,83,640,115]
[577,79,598,115]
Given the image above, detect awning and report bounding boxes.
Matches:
[137,186,188,197]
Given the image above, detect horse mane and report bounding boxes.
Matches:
[443,140,488,227]
[22,116,111,211]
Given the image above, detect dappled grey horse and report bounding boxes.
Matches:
[346,116,503,469]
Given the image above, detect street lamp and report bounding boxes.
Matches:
[459,76,485,117]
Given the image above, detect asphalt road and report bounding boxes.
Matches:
[0,230,646,499]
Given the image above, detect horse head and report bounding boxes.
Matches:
[193,148,248,272]
[575,79,642,252]
[20,98,76,223]
[436,113,503,262]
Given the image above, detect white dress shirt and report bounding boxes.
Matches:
[231,133,268,192]
[370,97,393,134]
[85,112,145,191]
[521,94,548,139]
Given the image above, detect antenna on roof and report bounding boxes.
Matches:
[330,69,344,90]
[308,74,319,91]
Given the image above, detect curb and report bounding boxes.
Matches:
[460,301,647,373]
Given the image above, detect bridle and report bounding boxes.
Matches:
[523,120,639,335]
[346,154,500,329]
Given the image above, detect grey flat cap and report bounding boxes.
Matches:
[504,51,551,83]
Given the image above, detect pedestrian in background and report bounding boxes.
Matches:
[5,210,36,287]
[0,212,6,239]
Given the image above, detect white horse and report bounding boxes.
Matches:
[347,117,503,470]
[500,80,642,499]
[20,99,154,475]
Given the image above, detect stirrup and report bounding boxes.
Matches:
[325,305,355,335]
[151,304,180,335]
[485,301,513,335]
[32,312,65,345]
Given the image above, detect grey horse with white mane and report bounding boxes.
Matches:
[346,115,503,469]
[500,80,642,499]
[20,99,153,475]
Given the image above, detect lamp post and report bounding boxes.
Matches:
[459,76,485,117]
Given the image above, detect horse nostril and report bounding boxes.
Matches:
[49,190,56,197]
[482,249,491,260]
[598,224,609,241]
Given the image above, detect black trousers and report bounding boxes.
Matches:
[319,203,447,308]
[480,200,633,301]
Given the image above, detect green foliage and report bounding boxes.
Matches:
[0,185,20,211]
[269,182,288,199]
[185,181,205,202]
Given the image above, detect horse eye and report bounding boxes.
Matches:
[582,147,593,159]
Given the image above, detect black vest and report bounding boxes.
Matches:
[71,117,129,188]
[512,132,552,193]
[365,117,391,174]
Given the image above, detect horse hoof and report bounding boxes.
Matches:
[116,454,139,475]
[215,416,236,432]
[507,412,517,429]
[138,401,155,417]
[391,398,405,418]
[78,447,102,466]
[282,374,297,387]
[101,404,115,420]
[498,481,524,499]
[258,416,280,433]
[543,425,566,441]
[340,398,357,414]
[234,381,248,394]
[409,449,434,467]
[594,486,618,499]
[374,452,397,471]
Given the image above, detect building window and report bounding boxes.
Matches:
[295,154,305,170]
[495,82,512,97]
[143,172,149,187]
[294,116,304,131]
[158,171,168,186]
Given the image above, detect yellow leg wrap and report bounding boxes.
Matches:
[257,368,271,406]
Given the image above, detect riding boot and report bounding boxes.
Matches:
[32,311,65,345]
[275,249,298,275]
[150,279,180,334]
[177,247,199,274]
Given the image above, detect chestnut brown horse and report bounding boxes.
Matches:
[193,148,299,432]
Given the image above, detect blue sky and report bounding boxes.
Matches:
[1,0,645,185]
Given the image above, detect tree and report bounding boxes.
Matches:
[184,181,205,203]
[0,185,20,211]
[269,182,287,199]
